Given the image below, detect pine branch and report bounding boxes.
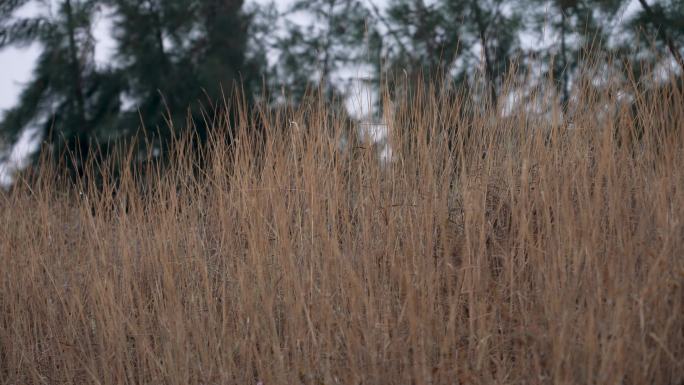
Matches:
[637,0,684,73]
[365,0,414,63]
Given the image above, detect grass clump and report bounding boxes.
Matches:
[1,71,683,384]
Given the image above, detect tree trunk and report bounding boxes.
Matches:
[471,1,497,106]
[560,8,570,107]
[64,0,87,130]
[321,0,335,87]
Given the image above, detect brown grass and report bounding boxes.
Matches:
[1,71,683,385]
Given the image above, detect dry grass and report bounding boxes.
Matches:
[1,72,683,385]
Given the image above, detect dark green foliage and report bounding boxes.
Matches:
[1,0,258,175]
[107,0,256,145]
[371,0,525,105]
[525,0,625,106]
[263,0,375,103]
[1,0,117,169]
[624,0,684,76]
[0,0,49,48]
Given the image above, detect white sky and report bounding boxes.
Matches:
[0,0,44,118]
[0,44,41,116]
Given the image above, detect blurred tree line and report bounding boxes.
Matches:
[1,0,683,175]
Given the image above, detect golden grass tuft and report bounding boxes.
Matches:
[1,71,683,384]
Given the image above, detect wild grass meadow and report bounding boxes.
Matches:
[1,69,683,384]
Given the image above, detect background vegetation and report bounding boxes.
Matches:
[1,0,684,171]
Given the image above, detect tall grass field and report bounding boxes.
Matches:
[1,70,683,384]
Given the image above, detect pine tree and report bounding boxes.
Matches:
[0,0,259,179]
[0,0,123,171]
[525,0,625,108]
[106,0,257,145]
[626,0,684,76]
[266,0,375,103]
[378,0,523,105]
